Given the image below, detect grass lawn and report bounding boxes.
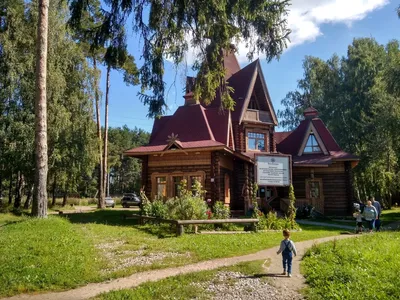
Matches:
[0,211,343,297]
[302,232,400,299]
[380,207,400,224]
[94,260,268,300]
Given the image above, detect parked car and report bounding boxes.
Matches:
[105,197,115,208]
[121,193,141,208]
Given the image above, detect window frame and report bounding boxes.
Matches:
[151,171,205,199]
[246,131,266,151]
[303,133,322,154]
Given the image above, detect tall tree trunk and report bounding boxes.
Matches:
[0,172,3,206]
[23,184,34,209]
[51,172,57,207]
[32,0,49,218]
[102,65,111,203]
[62,188,68,207]
[93,57,105,208]
[14,172,24,209]
[8,172,13,205]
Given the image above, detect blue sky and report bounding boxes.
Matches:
[99,0,399,133]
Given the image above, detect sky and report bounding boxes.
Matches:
[99,0,400,133]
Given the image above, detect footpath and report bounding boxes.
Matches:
[5,233,357,300]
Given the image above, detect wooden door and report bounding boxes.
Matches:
[306,178,324,214]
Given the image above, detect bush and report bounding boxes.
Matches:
[255,210,300,230]
[141,197,168,219]
[165,180,208,220]
[141,179,208,221]
[212,201,230,219]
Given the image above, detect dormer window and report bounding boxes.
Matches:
[304,133,321,153]
[249,96,259,110]
[248,132,265,150]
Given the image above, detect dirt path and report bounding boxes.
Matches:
[4,234,358,300]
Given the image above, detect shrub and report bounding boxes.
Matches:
[141,197,168,219]
[140,179,208,221]
[212,201,230,219]
[255,210,299,230]
[165,179,207,220]
[287,184,296,227]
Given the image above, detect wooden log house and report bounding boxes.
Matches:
[124,49,359,216]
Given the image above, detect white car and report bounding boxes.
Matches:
[105,197,115,208]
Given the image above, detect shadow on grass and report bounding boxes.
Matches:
[60,209,141,227]
[381,208,400,223]
[60,209,179,238]
[239,273,286,279]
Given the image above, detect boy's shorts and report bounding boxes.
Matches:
[356,222,363,227]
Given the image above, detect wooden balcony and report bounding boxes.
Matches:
[243,109,272,123]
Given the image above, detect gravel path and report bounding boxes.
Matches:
[3,234,358,300]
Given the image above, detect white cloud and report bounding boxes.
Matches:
[181,0,388,64]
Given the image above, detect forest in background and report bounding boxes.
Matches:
[278,38,400,206]
[0,1,149,208]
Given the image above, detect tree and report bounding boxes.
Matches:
[278,38,400,205]
[32,0,49,217]
[68,2,139,207]
[107,126,150,195]
[69,0,291,117]
[68,0,106,208]
[0,0,98,209]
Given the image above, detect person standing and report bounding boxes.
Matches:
[277,229,297,277]
[363,200,378,233]
[370,197,382,231]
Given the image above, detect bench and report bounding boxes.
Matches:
[123,214,259,236]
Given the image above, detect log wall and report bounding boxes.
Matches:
[291,162,351,216]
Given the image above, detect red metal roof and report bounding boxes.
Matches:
[276,113,358,165]
[274,131,292,145]
[149,105,216,145]
[125,140,225,154]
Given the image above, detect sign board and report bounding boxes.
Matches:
[256,155,291,186]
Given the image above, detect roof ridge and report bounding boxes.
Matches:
[200,105,216,141]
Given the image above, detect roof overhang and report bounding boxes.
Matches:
[124,145,232,158]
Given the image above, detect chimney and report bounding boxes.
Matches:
[303,107,319,119]
[184,76,199,106]
[183,92,199,106]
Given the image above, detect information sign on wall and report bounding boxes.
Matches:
[256,155,291,186]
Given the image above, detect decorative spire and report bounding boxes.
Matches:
[303,107,319,119]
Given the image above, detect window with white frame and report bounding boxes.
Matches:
[247,132,265,150]
[304,133,321,153]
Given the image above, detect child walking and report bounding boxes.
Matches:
[276,229,297,277]
[353,209,363,233]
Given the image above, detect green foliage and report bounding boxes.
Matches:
[212,201,231,219]
[69,0,291,117]
[165,179,208,220]
[256,211,299,231]
[107,126,150,195]
[288,184,296,227]
[142,197,168,219]
[302,233,400,300]
[0,0,102,207]
[278,38,400,204]
[141,179,208,220]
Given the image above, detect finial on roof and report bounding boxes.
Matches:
[303,107,319,119]
[167,133,179,143]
